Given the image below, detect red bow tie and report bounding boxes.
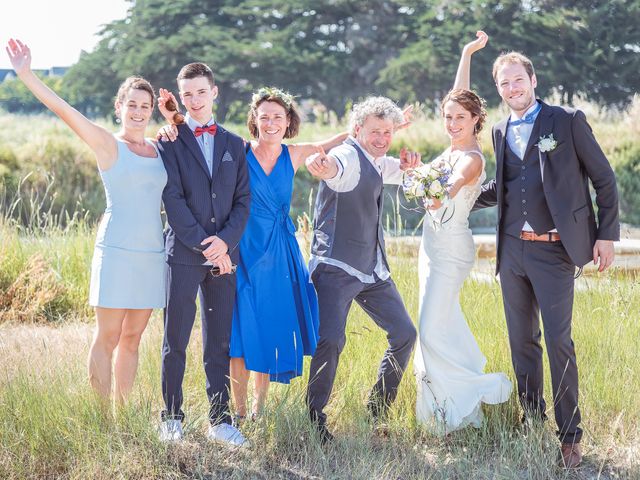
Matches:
[194,124,217,137]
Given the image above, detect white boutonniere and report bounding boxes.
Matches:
[537,134,557,153]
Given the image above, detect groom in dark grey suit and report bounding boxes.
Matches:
[475,52,619,468]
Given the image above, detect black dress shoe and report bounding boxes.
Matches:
[316,423,334,445]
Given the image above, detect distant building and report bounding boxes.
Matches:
[0,66,69,82]
[48,66,69,77]
[0,69,14,82]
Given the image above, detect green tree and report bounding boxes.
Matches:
[58,0,640,119]
[0,75,64,114]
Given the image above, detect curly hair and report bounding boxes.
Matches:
[247,87,301,139]
[348,96,404,136]
[440,89,487,135]
[115,76,155,108]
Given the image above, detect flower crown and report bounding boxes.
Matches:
[252,87,295,109]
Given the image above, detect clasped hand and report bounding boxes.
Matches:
[201,236,232,274]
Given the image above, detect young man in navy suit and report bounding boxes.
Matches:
[157,63,250,446]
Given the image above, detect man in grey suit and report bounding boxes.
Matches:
[304,97,420,443]
[475,52,619,468]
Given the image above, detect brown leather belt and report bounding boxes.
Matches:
[519,231,561,242]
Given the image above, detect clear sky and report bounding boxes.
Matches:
[1,0,129,69]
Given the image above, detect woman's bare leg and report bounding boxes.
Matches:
[252,373,270,417]
[88,307,126,397]
[230,357,251,418]
[113,308,152,403]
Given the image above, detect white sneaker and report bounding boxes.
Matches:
[159,419,183,442]
[207,423,250,447]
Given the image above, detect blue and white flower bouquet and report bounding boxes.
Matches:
[402,157,455,223]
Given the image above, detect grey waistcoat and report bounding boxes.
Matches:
[502,143,555,237]
[311,139,387,275]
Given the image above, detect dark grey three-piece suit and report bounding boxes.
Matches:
[475,101,619,443]
[306,139,417,427]
[158,123,250,425]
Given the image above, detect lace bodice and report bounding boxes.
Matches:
[424,149,486,230]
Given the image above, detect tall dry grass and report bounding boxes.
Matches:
[0,101,639,478]
[0,249,638,479]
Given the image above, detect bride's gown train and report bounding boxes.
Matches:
[414,149,512,434]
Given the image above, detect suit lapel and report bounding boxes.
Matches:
[535,102,555,182]
[177,123,211,180]
[522,119,541,160]
[522,101,551,160]
[210,125,228,180]
[493,118,508,195]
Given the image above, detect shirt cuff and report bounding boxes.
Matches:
[325,155,345,187]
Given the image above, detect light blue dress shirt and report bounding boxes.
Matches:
[506,101,540,160]
[186,113,215,175]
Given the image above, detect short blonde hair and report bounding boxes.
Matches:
[492,52,535,82]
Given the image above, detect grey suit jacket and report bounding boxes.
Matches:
[475,101,619,272]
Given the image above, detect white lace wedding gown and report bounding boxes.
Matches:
[414,149,512,435]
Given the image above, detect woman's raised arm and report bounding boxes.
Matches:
[452,31,489,91]
[6,38,117,169]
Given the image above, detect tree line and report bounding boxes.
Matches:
[1,0,639,122]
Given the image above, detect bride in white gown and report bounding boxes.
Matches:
[414,31,512,434]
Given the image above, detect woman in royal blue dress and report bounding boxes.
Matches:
[230,88,348,420]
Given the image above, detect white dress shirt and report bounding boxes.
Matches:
[309,137,405,283]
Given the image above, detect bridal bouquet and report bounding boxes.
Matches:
[402,157,453,206]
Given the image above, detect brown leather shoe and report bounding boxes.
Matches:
[560,443,583,468]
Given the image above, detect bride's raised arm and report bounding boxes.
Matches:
[452,31,488,91]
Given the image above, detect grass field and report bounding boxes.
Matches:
[0,223,638,479]
[1,98,639,479]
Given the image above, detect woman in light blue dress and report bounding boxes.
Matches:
[229,88,348,420]
[6,39,166,402]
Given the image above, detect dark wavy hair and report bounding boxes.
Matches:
[440,89,487,135]
[115,76,155,108]
[247,87,301,139]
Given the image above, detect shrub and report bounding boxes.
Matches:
[610,143,640,225]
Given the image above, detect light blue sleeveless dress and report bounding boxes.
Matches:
[230,145,319,383]
[89,138,168,309]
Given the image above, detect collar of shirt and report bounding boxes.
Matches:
[508,101,540,125]
[186,113,215,132]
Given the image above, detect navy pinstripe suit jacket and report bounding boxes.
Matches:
[159,123,250,266]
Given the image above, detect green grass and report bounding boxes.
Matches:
[2,96,640,229]
[1,101,639,477]
[0,229,638,479]
[0,219,93,322]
